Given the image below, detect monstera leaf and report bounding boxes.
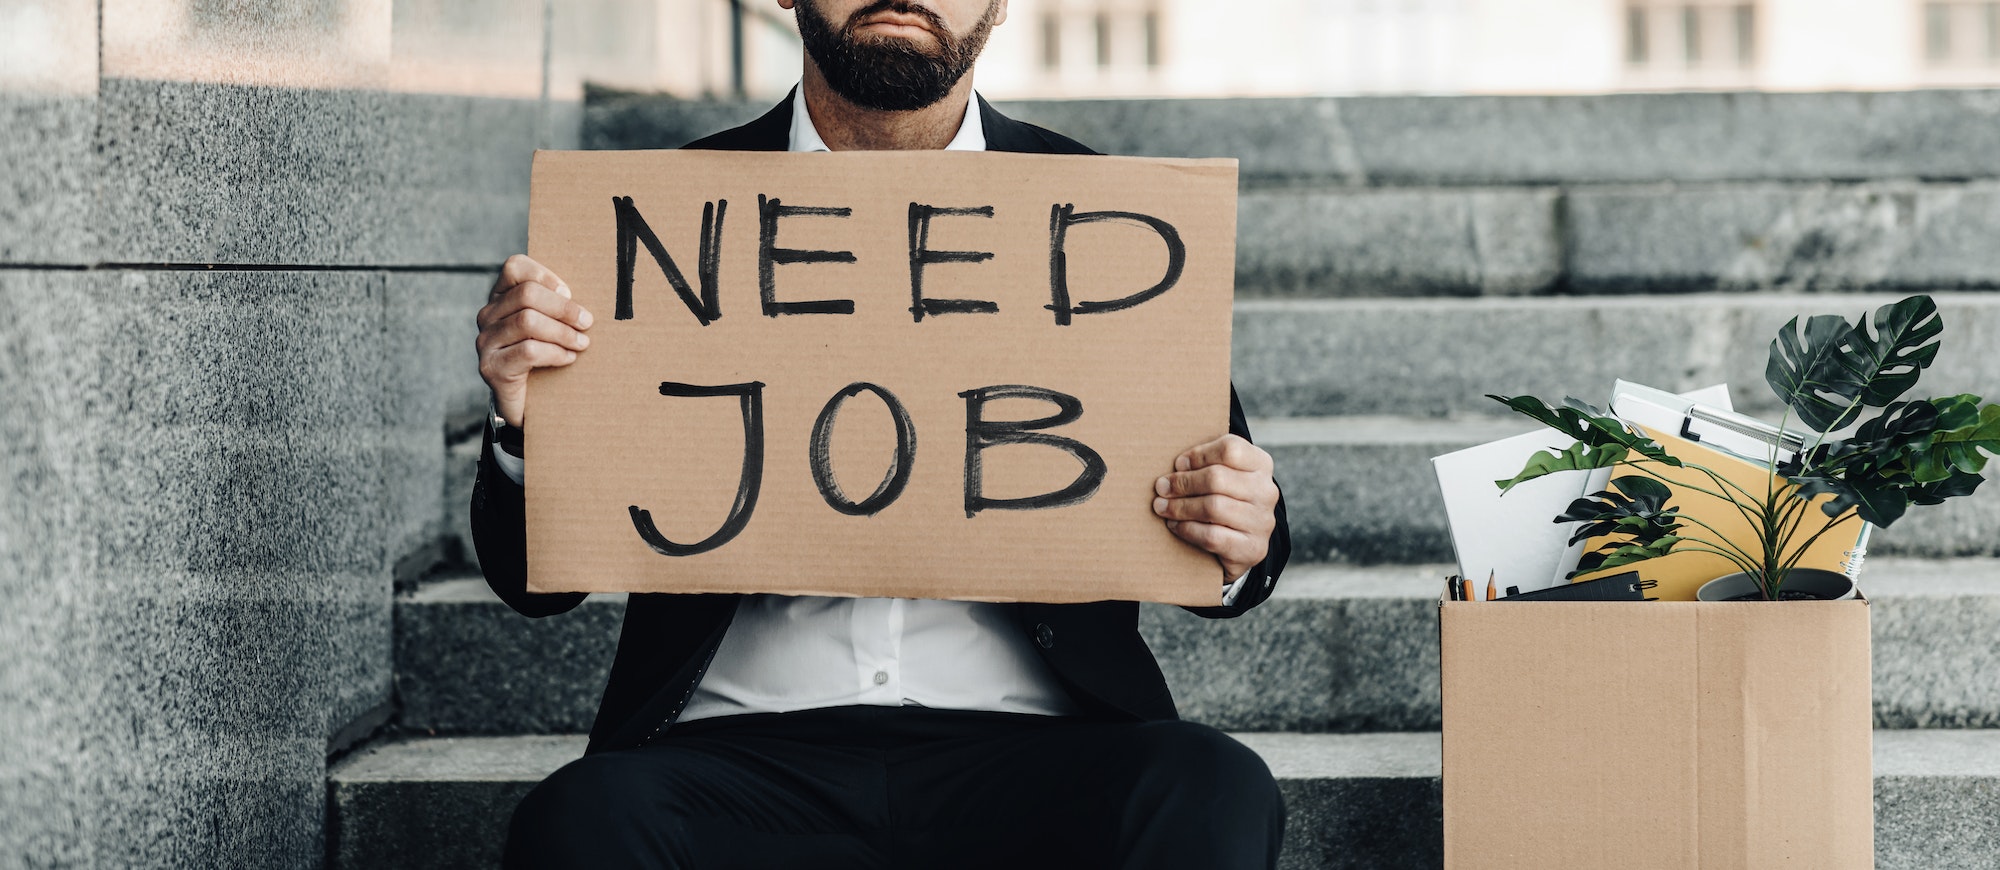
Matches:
[1488,395,1681,492]
[1794,471,1912,527]
[1767,296,1941,432]
[1558,476,1684,578]
[1796,394,2000,527]
[1495,442,1628,491]
[1921,399,2000,478]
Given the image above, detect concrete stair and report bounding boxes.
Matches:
[328,729,2000,870]
[1229,296,2000,420]
[394,560,2000,736]
[593,91,2000,298]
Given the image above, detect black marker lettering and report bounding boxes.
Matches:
[1045,204,1186,326]
[808,382,917,516]
[908,203,999,322]
[613,196,725,324]
[629,381,766,556]
[759,194,857,317]
[959,384,1107,518]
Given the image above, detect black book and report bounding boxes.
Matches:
[1497,571,1658,602]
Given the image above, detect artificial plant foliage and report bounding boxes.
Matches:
[1766,295,1942,431]
[1487,395,1681,491]
[1557,476,1684,578]
[1494,295,1997,600]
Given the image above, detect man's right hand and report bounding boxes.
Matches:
[477,254,594,428]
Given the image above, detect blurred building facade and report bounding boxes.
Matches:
[591,0,2000,99]
[12,0,1996,101]
[982,0,2000,97]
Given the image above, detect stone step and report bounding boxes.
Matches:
[1237,182,2000,297]
[585,94,2000,298]
[394,560,2000,737]
[1255,416,2000,564]
[1229,294,2000,420]
[589,90,2000,187]
[328,729,2000,870]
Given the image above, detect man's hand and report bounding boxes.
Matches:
[476,254,594,428]
[1152,434,1280,583]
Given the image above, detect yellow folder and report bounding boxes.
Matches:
[1571,424,1865,601]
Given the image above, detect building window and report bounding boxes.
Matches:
[1144,10,1161,68]
[1925,1,2000,66]
[1682,5,1702,63]
[1734,4,1756,65]
[1626,6,1650,64]
[1095,12,1113,68]
[1625,2,1759,72]
[1042,11,1062,71]
[1928,2,1954,61]
[1989,2,2000,58]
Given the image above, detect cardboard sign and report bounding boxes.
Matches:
[523,150,1238,606]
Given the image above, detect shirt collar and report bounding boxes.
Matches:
[788,83,987,153]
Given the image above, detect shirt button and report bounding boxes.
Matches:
[873,670,889,685]
[1034,623,1056,649]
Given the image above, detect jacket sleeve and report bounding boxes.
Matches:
[1179,385,1291,620]
[469,425,590,618]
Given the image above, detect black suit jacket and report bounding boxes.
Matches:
[471,94,1292,755]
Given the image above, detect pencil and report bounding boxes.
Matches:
[1486,571,1497,601]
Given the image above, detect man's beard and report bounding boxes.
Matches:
[794,0,1000,112]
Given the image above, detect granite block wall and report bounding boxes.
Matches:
[0,0,586,863]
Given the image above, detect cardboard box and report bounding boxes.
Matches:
[1441,597,1874,869]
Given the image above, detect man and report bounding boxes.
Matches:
[471,1,1292,866]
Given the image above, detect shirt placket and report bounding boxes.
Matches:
[852,597,904,705]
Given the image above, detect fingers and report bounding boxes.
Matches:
[1156,437,1280,581]
[1175,433,1273,474]
[478,280,593,333]
[1163,519,1266,579]
[479,339,580,387]
[1154,463,1280,508]
[477,306,592,356]
[490,254,568,304]
[1152,492,1273,535]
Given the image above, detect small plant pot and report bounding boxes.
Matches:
[1695,568,1859,602]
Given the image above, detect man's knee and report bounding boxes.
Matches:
[1103,721,1283,869]
[504,752,686,869]
[1126,720,1280,809]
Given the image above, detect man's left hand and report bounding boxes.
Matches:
[1152,434,1280,583]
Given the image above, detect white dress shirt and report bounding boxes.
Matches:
[494,83,1245,724]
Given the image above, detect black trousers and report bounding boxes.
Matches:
[503,706,1285,870]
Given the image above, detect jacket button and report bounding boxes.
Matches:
[1034,623,1056,649]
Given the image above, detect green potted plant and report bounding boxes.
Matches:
[1489,295,2000,601]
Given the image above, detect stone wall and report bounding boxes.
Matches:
[0,1,576,864]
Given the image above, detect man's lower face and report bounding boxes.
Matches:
[795,0,1001,112]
